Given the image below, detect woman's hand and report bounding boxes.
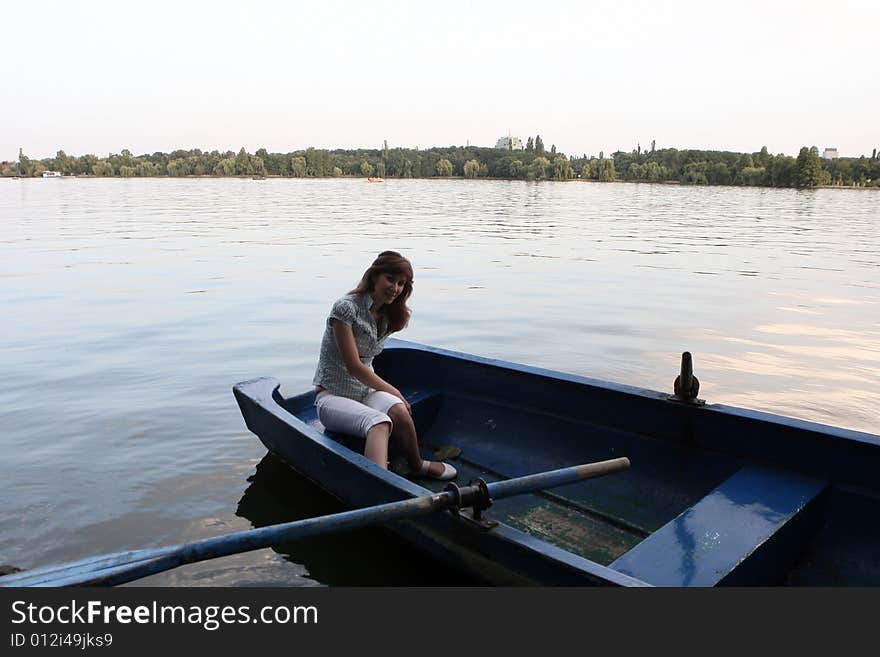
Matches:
[390,388,412,414]
[333,322,412,413]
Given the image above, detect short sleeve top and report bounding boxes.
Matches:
[311,293,392,401]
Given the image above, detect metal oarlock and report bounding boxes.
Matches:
[444,478,496,529]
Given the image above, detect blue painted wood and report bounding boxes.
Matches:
[233,339,880,586]
[375,340,880,490]
[609,466,826,586]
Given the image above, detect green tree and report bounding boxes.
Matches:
[681,162,708,184]
[252,156,268,177]
[526,137,534,151]
[535,135,545,155]
[736,154,754,170]
[795,146,822,188]
[510,159,524,178]
[552,156,572,180]
[386,151,406,176]
[755,146,770,168]
[137,161,160,177]
[332,166,343,177]
[18,153,32,176]
[213,158,236,176]
[166,158,191,176]
[463,159,480,178]
[92,161,114,177]
[76,154,98,175]
[585,158,615,181]
[736,166,766,186]
[767,154,796,187]
[304,148,321,176]
[234,148,252,175]
[291,156,307,177]
[707,162,731,184]
[55,150,74,174]
[436,159,453,176]
[529,156,550,180]
[360,161,374,176]
[118,149,134,168]
[644,161,665,181]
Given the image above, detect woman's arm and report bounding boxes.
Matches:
[333,321,411,412]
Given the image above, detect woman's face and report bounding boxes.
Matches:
[372,271,408,305]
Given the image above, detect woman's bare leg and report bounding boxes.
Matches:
[364,421,391,468]
[388,404,446,476]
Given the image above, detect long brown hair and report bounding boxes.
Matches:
[349,251,414,333]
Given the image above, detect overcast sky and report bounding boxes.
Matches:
[3,0,878,160]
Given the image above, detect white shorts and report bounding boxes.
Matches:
[315,390,403,438]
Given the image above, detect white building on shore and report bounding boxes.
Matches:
[495,135,524,150]
[822,147,839,159]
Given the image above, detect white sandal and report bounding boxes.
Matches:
[419,460,457,481]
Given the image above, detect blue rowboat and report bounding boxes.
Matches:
[233,339,880,586]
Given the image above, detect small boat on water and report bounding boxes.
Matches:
[234,340,880,586]
[367,176,384,183]
[41,170,62,178]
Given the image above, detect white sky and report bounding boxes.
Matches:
[3,0,878,160]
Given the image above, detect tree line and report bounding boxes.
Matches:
[3,138,878,188]
[580,143,880,188]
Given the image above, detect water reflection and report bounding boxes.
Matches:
[234,453,478,586]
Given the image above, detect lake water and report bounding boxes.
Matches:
[1,178,877,585]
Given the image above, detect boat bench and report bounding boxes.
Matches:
[609,465,827,586]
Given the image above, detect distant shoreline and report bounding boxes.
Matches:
[6,143,878,189]
[4,174,877,191]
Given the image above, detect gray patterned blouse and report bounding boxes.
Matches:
[312,293,391,401]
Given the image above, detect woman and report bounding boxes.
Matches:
[312,251,457,480]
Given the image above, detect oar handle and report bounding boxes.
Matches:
[488,457,630,500]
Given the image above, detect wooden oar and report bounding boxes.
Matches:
[0,457,629,587]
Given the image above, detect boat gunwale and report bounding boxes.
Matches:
[380,338,879,448]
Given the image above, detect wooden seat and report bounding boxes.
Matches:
[609,465,826,586]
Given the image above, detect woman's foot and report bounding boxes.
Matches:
[418,460,457,481]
